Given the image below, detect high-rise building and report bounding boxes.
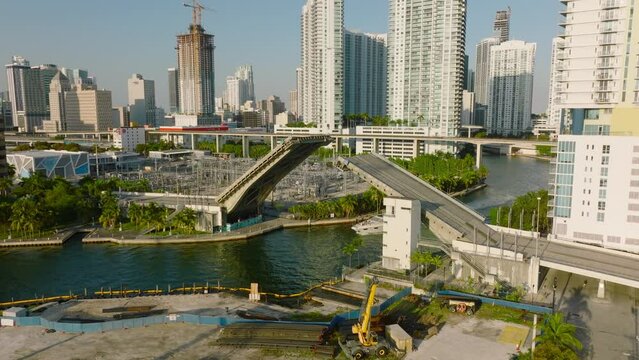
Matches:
[176,12,215,125]
[34,64,58,113]
[43,71,71,132]
[557,0,639,135]
[289,90,298,120]
[462,91,475,126]
[344,30,387,118]
[493,7,511,43]
[168,68,179,114]
[112,106,130,128]
[295,67,303,120]
[0,92,11,129]
[64,87,113,132]
[387,0,466,137]
[549,135,639,253]
[60,68,92,89]
[259,96,286,124]
[5,56,47,132]
[486,40,536,136]
[301,0,344,132]
[547,37,567,133]
[235,65,255,103]
[127,74,156,126]
[473,37,500,126]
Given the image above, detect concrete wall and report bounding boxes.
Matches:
[382,197,421,270]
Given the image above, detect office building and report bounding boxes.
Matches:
[168,68,179,114]
[355,126,449,159]
[240,109,267,128]
[275,111,296,126]
[289,90,298,120]
[43,71,72,132]
[550,135,639,253]
[60,68,93,89]
[557,0,639,135]
[1,91,12,129]
[344,30,387,117]
[34,64,58,113]
[300,0,344,132]
[176,12,215,125]
[261,96,285,124]
[493,7,511,43]
[5,56,47,132]
[64,87,113,132]
[112,127,146,152]
[295,67,303,120]
[128,74,156,126]
[462,91,475,126]
[387,0,466,137]
[486,40,536,136]
[547,37,567,133]
[235,65,255,102]
[112,106,130,128]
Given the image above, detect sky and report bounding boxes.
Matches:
[0,0,562,113]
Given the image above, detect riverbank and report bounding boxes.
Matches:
[514,154,553,162]
[450,183,487,198]
[84,216,365,246]
[0,227,88,248]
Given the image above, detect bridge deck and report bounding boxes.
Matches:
[343,154,639,288]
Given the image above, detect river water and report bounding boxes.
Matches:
[0,155,550,301]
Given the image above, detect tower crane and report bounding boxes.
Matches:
[183,0,211,27]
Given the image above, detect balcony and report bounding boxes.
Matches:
[595,96,612,103]
[601,0,625,9]
[596,72,614,80]
[596,60,616,68]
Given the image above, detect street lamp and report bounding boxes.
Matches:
[536,197,542,233]
[552,276,558,313]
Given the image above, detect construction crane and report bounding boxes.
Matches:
[339,277,391,359]
[183,0,210,27]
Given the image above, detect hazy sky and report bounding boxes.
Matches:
[0,0,561,113]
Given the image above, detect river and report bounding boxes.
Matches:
[0,155,550,301]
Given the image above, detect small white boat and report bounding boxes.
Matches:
[351,216,383,235]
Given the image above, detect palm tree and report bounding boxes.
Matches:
[411,250,432,277]
[10,197,42,238]
[342,242,358,268]
[0,177,13,196]
[339,195,358,218]
[535,313,583,353]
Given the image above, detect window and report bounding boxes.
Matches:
[600,179,608,187]
[599,189,607,199]
[602,145,610,154]
[602,156,609,165]
[601,167,608,177]
[597,213,605,222]
[598,201,606,210]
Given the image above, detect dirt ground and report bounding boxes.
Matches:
[0,323,327,360]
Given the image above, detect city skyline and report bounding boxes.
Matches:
[0,0,560,114]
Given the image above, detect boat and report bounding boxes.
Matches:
[351,216,383,235]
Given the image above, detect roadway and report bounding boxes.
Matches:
[344,154,639,288]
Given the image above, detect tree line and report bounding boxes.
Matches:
[289,187,384,220]
[392,152,488,194]
[0,174,146,239]
[489,190,549,233]
[126,203,198,234]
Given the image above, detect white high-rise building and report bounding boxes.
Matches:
[127,74,156,127]
[557,0,639,135]
[43,71,71,133]
[300,0,344,132]
[387,0,466,137]
[486,40,536,136]
[296,67,303,120]
[235,65,255,103]
[550,135,639,253]
[344,30,387,117]
[474,37,500,109]
[5,56,47,132]
[461,91,475,126]
[547,37,567,133]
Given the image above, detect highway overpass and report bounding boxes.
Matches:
[340,153,639,292]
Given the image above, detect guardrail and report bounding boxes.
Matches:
[437,290,552,314]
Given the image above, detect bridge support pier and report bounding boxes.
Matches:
[476,143,482,169]
[242,136,249,158]
[270,136,276,150]
[373,138,379,153]
[191,134,196,150]
[451,251,464,279]
[597,279,605,299]
[528,256,540,294]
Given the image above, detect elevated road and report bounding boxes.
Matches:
[341,153,639,289]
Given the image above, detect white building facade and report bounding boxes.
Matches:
[547,37,567,133]
[461,91,475,126]
[5,56,47,132]
[550,135,639,253]
[387,0,466,137]
[128,74,156,127]
[382,197,421,271]
[355,126,450,159]
[300,0,344,132]
[557,0,639,134]
[112,127,146,152]
[486,40,536,136]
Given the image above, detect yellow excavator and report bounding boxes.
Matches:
[339,277,391,359]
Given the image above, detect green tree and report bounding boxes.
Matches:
[99,193,121,229]
[342,242,357,268]
[172,208,198,234]
[10,197,43,237]
[0,178,13,196]
[339,195,358,218]
[411,250,432,277]
[535,313,583,353]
